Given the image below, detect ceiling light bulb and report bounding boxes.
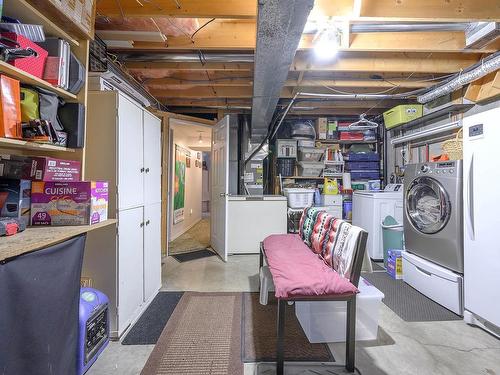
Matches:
[314,37,338,60]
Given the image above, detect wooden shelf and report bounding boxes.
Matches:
[0,61,78,100]
[3,0,80,46]
[0,219,118,262]
[0,137,76,153]
[388,104,474,132]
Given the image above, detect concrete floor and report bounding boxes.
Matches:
[89,255,500,375]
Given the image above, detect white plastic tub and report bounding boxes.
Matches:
[296,277,384,343]
[283,188,315,208]
[298,147,324,162]
[297,161,324,177]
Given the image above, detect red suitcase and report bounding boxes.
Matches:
[1,32,48,79]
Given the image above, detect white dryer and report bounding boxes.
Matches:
[352,184,404,260]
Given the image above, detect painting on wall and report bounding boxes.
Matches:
[186,157,191,168]
[174,144,190,224]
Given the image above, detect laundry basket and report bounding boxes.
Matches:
[442,128,463,160]
[381,215,404,269]
[283,188,315,208]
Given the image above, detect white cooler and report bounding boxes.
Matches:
[295,277,384,343]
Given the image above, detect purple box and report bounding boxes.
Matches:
[31,181,108,226]
[31,157,81,182]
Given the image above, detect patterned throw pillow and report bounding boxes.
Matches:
[322,220,362,279]
[310,212,334,254]
[298,207,320,246]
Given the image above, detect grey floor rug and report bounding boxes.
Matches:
[122,292,184,345]
[171,248,215,263]
[362,272,461,322]
[371,261,385,271]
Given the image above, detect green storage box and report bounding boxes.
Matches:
[383,104,423,129]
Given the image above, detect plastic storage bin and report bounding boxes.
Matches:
[343,200,352,221]
[283,188,315,208]
[383,104,423,129]
[382,215,404,268]
[276,139,297,158]
[298,147,324,162]
[297,161,323,177]
[277,158,296,177]
[296,277,384,343]
[346,161,379,170]
[350,170,380,180]
[346,152,380,162]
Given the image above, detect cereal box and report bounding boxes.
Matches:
[31,181,108,226]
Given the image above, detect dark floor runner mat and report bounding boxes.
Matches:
[371,261,385,271]
[122,292,184,345]
[241,293,334,363]
[362,272,461,322]
[172,248,215,263]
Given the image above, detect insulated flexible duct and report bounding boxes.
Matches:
[417,52,500,103]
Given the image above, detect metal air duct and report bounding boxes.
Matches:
[417,52,500,103]
[250,0,314,141]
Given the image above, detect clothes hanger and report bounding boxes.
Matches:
[348,113,378,130]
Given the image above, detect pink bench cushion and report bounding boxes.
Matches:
[263,234,358,299]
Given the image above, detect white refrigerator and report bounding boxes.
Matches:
[463,106,500,338]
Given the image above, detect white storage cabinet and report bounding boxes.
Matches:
[82,91,162,338]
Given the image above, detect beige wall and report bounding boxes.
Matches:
[169,126,204,241]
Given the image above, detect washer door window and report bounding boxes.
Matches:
[406,176,451,234]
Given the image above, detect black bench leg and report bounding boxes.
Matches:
[277,299,286,375]
[346,296,356,373]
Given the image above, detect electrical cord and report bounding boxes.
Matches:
[191,18,216,40]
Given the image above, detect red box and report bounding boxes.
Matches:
[31,157,81,182]
[340,132,364,141]
[1,32,48,79]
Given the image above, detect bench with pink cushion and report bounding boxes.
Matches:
[260,207,368,374]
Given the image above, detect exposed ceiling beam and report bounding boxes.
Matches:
[143,77,433,89]
[315,0,500,22]
[124,61,254,71]
[125,53,479,74]
[292,52,480,73]
[96,0,499,21]
[150,86,415,98]
[119,23,497,53]
[96,0,257,18]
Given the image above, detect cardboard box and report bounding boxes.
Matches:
[31,181,108,226]
[316,117,327,139]
[387,249,404,279]
[0,155,36,179]
[32,157,81,181]
[0,179,31,226]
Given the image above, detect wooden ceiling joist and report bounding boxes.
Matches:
[124,24,496,53]
[97,0,499,21]
[315,0,500,21]
[124,61,253,71]
[292,52,480,74]
[96,0,257,18]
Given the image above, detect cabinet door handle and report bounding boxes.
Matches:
[140,167,145,173]
[145,220,150,225]
[140,222,144,227]
[145,168,150,173]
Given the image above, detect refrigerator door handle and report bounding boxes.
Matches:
[465,153,475,241]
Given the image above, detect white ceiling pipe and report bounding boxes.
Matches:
[391,121,461,145]
[417,52,500,103]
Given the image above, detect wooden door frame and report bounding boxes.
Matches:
[150,109,216,257]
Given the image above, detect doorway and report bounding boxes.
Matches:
[167,120,212,256]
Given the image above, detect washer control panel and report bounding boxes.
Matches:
[417,161,457,176]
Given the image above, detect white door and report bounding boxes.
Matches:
[144,202,162,302]
[463,107,500,327]
[118,207,144,333]
[143,111,162,205]
[211,116,229,261]
[118,94,144,210]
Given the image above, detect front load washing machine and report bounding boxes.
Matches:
[403,161,463,273]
